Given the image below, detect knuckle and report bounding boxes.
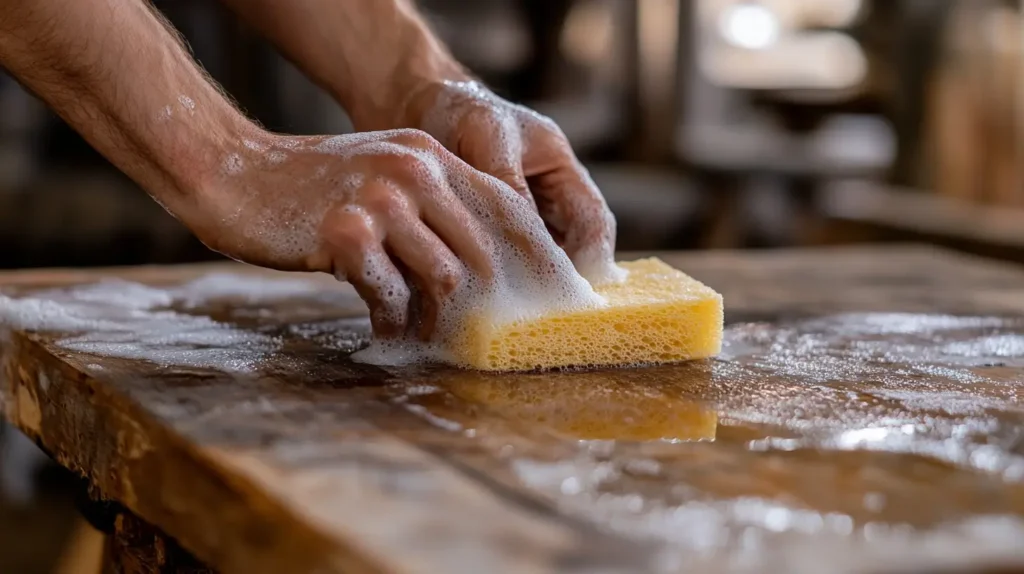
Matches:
[375,146,420,172]
[388,128,441,150]
[499,172,530,194]
[374,147,449,191]
[386,127,423,141]
[363,184,410,218]
[486,162,522,182]
[490,179,534,210]
[431,263,462,297]
[523,110,563,137]
[464,103,500,125]
[323,210,374,248]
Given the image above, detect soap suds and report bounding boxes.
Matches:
[389,312,1024,572]
[175,273,320,307]
[0,274,323,372]
[222,153,245,176]
[243,139,268,152]
[177,95,196,111]
[209,118,623,368]
[222,129,616,369]
[347,150,608,367]
[512,452,1024,574]
[417,80,626,288]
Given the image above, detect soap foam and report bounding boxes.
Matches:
[222,153,245,176]
[333,84,628,368]
[344,133,610,368]
[216,125,622,369]
[222,135,373,267]
[417,81,626,288]
[0,274,322,372]
[243,139,268,152]
[174,273,321,307]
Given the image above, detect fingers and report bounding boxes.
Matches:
[454,107,537,211]
[458,168,565,272]
[325,122,611,345]
[372,129,497,280]
[416,183,496,281]
[325,195,465,343]
[324,207,410,338]
[534,164,615,256]
[395,139,564,291]
[390,111,567,273]
[380,203,464,341]
[450,105,616,276]
[521,125,617,276]
[354,178,490,342]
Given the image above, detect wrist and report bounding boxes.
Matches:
[162,113,271,240]
[333,21,470,131]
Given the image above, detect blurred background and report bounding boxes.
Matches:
[0,0,1022,572]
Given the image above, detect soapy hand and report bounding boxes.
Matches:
[384,80,620,282]
[194,128,569,340]
[0,0,609,356]
[214,0,620,282]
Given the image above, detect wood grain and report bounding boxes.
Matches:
[2,245,1024,574]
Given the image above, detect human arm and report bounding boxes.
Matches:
[0,0,248,229]
[218,0,623,283]
[0,0,575,338]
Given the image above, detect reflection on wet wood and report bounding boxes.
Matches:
[439,371,718,442]
[2,245,1024,574]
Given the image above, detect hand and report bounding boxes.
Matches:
[190,128,578,340]
[382,80,622,283]
[214,0,620,282]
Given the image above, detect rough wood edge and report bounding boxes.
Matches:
[0,332,382,574]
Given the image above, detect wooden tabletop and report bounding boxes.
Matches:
[2,245,1024,574]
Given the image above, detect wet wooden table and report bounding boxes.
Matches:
[2,245,1024,574]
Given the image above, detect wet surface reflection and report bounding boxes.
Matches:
[428,370,718,442]
[386,313,1024,572]
[4,276,1024,573]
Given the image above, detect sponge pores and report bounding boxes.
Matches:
[449,258,723,371]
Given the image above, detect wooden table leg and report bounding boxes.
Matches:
[70,477,212,573]
[102,512,215,574]
[53,516,107,574]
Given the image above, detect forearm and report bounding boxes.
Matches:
[0,0,257,224]
[220,0,468,130]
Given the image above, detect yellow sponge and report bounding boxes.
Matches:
[452,257,723,371]
[443,375,718,441]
